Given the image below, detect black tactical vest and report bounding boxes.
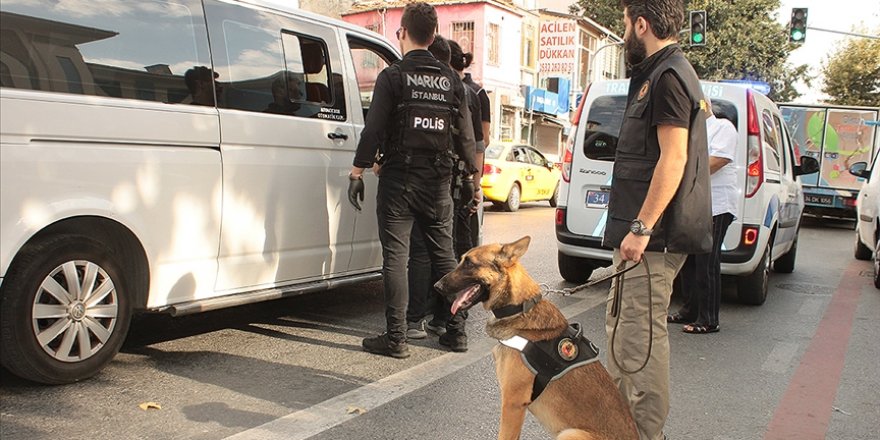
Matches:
[605,45,713,254]
[389,57,460,157]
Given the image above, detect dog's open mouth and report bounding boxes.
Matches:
[451,284,485,315]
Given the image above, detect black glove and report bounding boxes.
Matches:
[460,178,475,205]
[348,176,364,211]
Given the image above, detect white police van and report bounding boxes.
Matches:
[555,80,819,305]
[1,0,401,383]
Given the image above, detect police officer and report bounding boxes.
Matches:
[605,1,712,439]
[348,2,477,359]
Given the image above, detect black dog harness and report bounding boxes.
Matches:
[498,322,600,402]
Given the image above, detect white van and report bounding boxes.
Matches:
[555,80,819,305]
[0,0,401,383]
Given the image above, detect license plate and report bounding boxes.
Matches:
[804,194,833,205]
[586,190,610,208]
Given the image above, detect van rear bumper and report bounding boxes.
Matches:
[556,227,613,261]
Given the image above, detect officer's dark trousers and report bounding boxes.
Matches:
[678,212,734,327]
[377,171,466,344]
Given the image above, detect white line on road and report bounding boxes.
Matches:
[223,292,607,440]
[761,342,800,374]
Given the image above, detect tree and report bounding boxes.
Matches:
[569,0,809,102]
[821,32,880,107]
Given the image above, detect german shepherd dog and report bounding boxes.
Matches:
[435,236,638,440]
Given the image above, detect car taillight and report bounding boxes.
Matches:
[483,164,500,175]
[555,208,565,226]
[743,226,759,246]
[745,89,763,198]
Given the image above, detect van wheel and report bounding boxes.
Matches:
[773,234,798,273]
[874,237,880,289]
[0,235,132,384]
[549,183,559,207]
[504,184,521,212]
[854,233,872,260]
[558,252,602,283]
[737,243,770,305]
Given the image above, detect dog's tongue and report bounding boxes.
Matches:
[450,284,480,315]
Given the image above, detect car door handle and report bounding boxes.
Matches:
[327,132,348,140]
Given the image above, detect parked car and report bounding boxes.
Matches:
[849,153,880,288]
[0,0,400,384]
[480,143,561,211]
[555,80,819,305]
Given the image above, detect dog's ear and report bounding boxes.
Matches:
[498,236,530,265]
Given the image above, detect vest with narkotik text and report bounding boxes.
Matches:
[604,45,712,254]
[389,57,460,157]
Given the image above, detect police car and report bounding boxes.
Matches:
[555,80,819,305]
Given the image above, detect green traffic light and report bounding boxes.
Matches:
[693,33,704,44]
[791,30,804,41]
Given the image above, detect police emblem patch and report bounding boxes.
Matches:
[637,80,650,101]
[557,338,578,361]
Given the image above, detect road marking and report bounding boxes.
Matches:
[761,342,799,374]
[224,292,607,440]
[764,261,866,440]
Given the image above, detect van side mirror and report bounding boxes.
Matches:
[848,161,870,179]
[795,156,820,176]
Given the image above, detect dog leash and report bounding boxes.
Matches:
[540,258,654,375]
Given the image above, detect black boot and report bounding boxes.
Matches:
[362,333,410,359]
[438,331,467,352]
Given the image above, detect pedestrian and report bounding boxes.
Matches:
[347,3,478,359]
[405,35,484,342]
[604,1,712,439]
[669,102,738,333]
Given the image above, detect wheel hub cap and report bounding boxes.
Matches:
[69,302,86,321]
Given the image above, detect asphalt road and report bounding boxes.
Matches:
[1,205,877,440]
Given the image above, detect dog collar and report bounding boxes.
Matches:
[492,296,541,319]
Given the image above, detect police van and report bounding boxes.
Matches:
[555,80,819,305]
[1,0,403,383]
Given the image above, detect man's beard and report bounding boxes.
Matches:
[624,31,647,68]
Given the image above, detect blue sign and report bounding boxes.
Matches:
[525,86,560,115]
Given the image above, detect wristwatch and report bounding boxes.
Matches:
[629,219,653,236]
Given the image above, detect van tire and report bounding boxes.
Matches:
[854,234,872,260]
[504,184,521,212]
[558,252,601,283]
[737,243,770,305]
[773,234,798,273]
[0,234,132,384]
[549,183,559,207]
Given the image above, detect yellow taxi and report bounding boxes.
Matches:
[480,143,561,211]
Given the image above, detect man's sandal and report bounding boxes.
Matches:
[683,324,719,334]
[666,312,693,324]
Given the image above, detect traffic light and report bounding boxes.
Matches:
[689,10,707,46]
[789,8,808,44]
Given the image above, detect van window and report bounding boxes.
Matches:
[583,95,626,161]
[583,95,740,162]
[0,0,211,104]
[762,110,783,172]
[347,38,395,117]
[205,0,346,120]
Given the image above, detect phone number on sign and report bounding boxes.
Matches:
[539,62,573,73]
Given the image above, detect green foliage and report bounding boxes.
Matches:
[569,0,808,102]
[821,33,880,107]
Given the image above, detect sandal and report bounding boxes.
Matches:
[666,312,693,324]
[683,324,719,334]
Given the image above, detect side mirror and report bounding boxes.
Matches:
[795,156,820,176]
[848,161,870,179]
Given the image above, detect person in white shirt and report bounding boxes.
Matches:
[668,102,738,333]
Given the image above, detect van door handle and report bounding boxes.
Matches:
[327,132,348,140]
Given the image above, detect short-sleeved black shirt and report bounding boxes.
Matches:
[651,71,690,129]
